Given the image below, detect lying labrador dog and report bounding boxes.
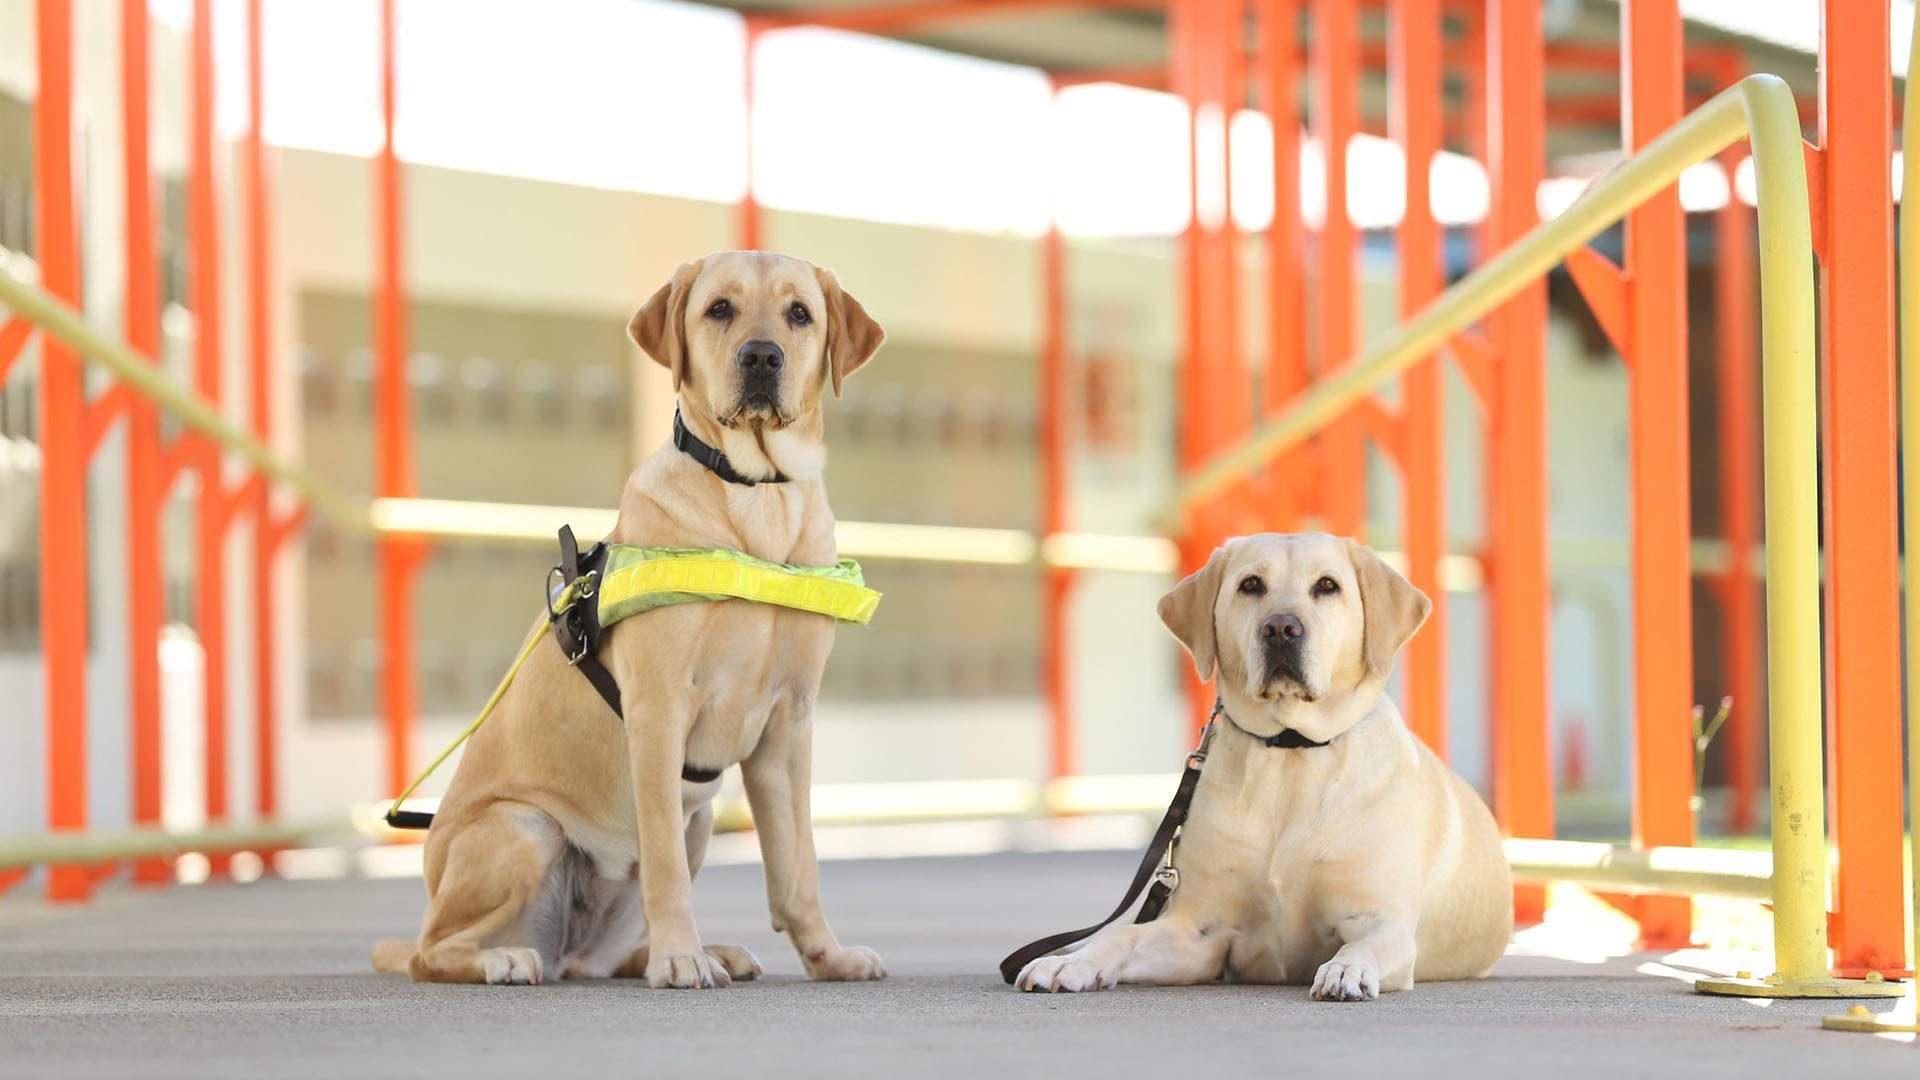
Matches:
[373,251,887,988]
[1017,532,1510,999]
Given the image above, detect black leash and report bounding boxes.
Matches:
[674,409,789,486]
[997,699,1327,984]
[997,713,1217,984]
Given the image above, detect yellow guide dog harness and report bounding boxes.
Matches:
[385,414,881,830]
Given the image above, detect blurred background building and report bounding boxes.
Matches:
[0,0,1881,842]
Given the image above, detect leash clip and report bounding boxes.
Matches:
[1153,825,1184,892]
[1187,720,1218,770]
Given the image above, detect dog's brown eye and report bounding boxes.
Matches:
[1312,575,1340,598]
[1237,575,1265,596]
[787,302,812,326]
[705,298,733,320]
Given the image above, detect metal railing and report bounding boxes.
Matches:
[1160,72,1895,998]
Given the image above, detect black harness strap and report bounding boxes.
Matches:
[997,699,1330,984]
[551,525,623,718]
[551,525,725,786]
[381,527,729,831]
[674,409,789,486]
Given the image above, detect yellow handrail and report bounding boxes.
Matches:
[0,253,373,533]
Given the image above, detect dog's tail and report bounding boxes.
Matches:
[372,938,417,974]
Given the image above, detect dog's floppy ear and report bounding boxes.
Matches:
[1347,538,1431,680]
[1158,545,1231,680]
[628,258,705,391]
[814,266,884,397]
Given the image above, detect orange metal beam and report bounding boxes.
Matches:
[0,317,31,383]
[376,0,423,801]
[1801,142,1829,261]
[82,384,133,457]
[1040,222,1074,782]
[121,0,169,886]
[35,0,91,903]
[1258,0,1307,526]
[189,0,232,877]
[740,20,764,251]
[244,0,278,824]
[1622,0,1693,949]
[1712,139,1761,835]
[1391,0,1448,758]
[1485,0,1550,926]
[1448,331,1495,410]
[1315,0,1366,538]
[1563,245,1628,358]
[1817,0,1907,979]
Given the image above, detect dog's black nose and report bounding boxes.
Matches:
[737,339,784,376]
[1262,612,1306,643]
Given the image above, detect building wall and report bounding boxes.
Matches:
[0,1,1656,843]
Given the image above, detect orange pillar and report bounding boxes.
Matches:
[122,0,171,886]
[1040,221,1074,781]
[35,0,91,903]
[1484,0,1550,924]
[1390,0,1446,758]
[1171,0,1237,733]
[1257,0,1307,528]
[1621,0,1693,948]
[1816,0,1906,977]
[1710,137,1760,835]
[244,0,279,823]
[739,20,763,252]
[376,0,422,800]
[1312,0,1364,537]
[189,0,231,870]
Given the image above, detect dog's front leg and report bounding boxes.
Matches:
[1311,907,1417,1001]
[741,708,885,982]
[1017,914,1227,992]
[627,698,729,989]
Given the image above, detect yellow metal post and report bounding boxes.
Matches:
[1823,12,1920,1033]
[1693,77,1902,1001]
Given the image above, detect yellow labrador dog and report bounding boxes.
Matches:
[1017,533,1509,999]
[373,252,887,988]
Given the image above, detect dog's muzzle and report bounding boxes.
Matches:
[1260,611,1310,691]
[735,339,784,417]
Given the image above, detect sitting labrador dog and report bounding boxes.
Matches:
[373,252,888,988]
[1017,532,1510,999]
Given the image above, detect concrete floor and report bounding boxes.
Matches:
[1,849,1914,1079]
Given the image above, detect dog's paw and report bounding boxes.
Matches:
[647,951,733,989]
[1310,955,1379,1001]
[704,944,763,982]
[481,947,544,986]
[802,945,887,982]
[1016,954,1115,993]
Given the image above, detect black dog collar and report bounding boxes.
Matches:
[673,409,789,487]
[1214,698,1330,749]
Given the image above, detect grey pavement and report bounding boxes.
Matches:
[1,849,1914,1079]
